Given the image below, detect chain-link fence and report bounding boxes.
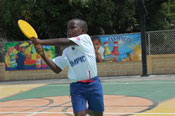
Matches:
[146,30,175,55]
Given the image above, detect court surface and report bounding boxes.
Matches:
[1,74,175,116]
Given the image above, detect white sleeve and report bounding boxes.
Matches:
[52,50,67,70]
[68,34,92,53]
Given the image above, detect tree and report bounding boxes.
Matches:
[145,0,175,31]
[0,0,25,40]
[0,0,174,40]
[68,0,136,34]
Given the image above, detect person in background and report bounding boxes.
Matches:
[92,36,104,62]
[16,43,27,69]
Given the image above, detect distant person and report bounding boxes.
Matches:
[16,43,27,69]
[31,18,104,116]
[92,36,104,62]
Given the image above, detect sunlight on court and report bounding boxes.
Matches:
[1,79,175,116]
[0,84,45,99]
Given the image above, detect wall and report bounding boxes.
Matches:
[1,54,175,81]
[147,54,175,74]
[0,61,142,81]
[97,62,142,77]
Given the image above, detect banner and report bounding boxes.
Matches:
[92,33,141,62]
[5,41,55,70]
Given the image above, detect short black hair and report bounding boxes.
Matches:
[91,36,100,40]
[69,18,88,32]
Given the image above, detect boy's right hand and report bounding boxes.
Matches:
[31,37,44,56]
[94,46,99,54]
[31,37,42,45]
[33,44,44,56]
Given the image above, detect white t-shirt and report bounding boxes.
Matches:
[52,34,97,82]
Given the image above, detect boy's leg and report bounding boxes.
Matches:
[70,83,87,115]
[87,77,104,115]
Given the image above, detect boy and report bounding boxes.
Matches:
[92,36,104,62]
[32,18,104,116]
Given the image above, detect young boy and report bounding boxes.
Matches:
[92,36,104,62]
[32,18,104,116]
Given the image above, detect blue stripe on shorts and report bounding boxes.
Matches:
[70,77,104,113]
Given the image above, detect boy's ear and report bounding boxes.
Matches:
[82,28,86,33]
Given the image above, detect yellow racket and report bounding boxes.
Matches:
[18,19,44,55]
[17,19,38,40]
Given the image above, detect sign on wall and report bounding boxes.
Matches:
[92,33,141,62]
[5,41,55,70]
[5,33,141,70]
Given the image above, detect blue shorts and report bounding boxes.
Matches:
[70,77,104,113]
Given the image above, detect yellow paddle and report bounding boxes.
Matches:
[18,19,38,40]
[18,19,43,55]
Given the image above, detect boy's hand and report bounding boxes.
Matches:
[33,43,44,56]
[31,37,44,56]
[31,37,42,45]
[94,46,99,54]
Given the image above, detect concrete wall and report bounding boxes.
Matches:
[1,54,175,81]
[0,64,68,81]
[147,54,175,75]
[0,61,142,81]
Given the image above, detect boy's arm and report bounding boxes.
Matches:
[34,44,62,73]
[31,37,76,46]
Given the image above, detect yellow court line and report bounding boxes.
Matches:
[0,84,45,99]
[131,98,175,116]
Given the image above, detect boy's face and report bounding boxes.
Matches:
[67,20,84,38]
[20,47,26,53]
[93,39,101,50]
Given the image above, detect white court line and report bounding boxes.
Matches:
[1,81,175,88]
[26,112,37,116]
[102,81,175,85]
[1,112,175,115]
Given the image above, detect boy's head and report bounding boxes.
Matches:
[20,46,26,53]
[92,36,101,51]
[19,43,28,53]
[67,18,88,38]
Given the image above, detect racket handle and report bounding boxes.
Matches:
[30,38,33,40]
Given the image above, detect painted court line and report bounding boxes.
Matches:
[1,81,175,88]
[1,112,175,115]
[102,81,175,85]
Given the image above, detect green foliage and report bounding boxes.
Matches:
[0,0,175,40]
[145,0,175,31]
[0,0,23,39]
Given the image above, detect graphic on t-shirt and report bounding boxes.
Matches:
[69,56,86,67]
